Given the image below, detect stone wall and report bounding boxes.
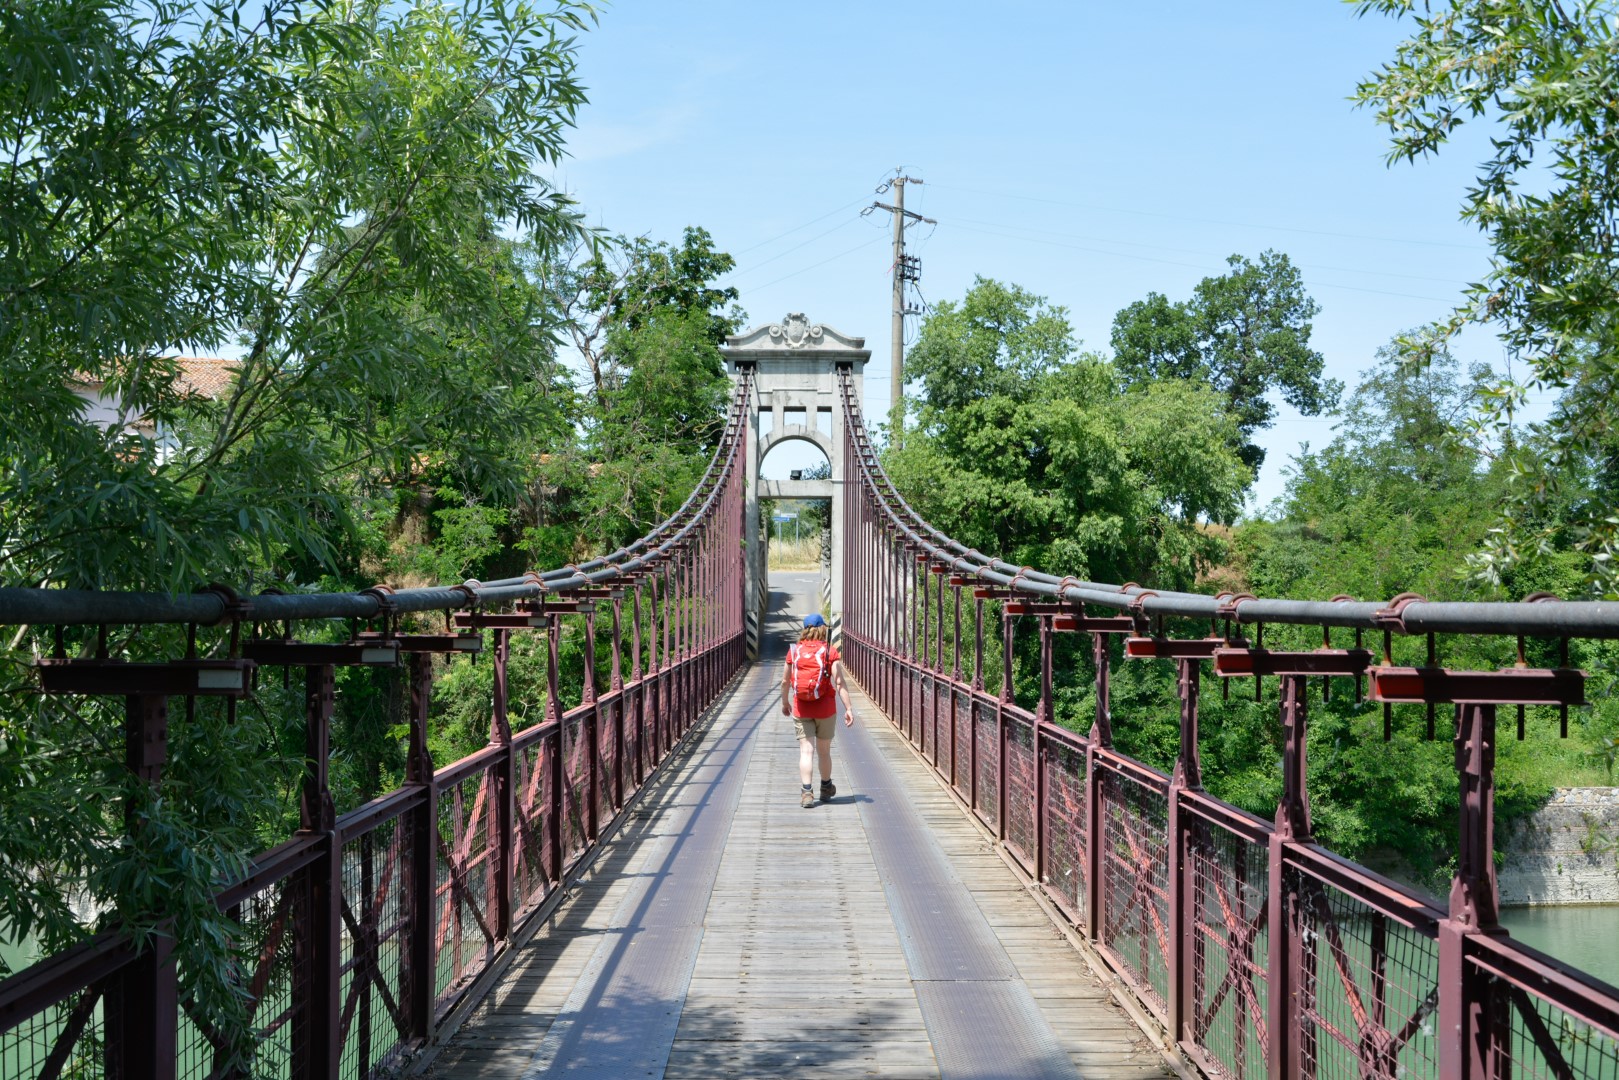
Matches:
[1498,787,1619,906]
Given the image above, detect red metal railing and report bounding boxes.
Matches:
[837,369,1619,1080]
[0,378,753,1079]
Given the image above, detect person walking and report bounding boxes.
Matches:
[781,613,855,807]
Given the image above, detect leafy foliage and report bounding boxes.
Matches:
[0,0,598,1058]
[1111,250,1341,472]
[1353,0,1619,592]
[891,278,1251,589]
[0,0,591,595]
[543,226,744,549]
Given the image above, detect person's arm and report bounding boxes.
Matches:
[835,659,855,726]
[781,661,793,716]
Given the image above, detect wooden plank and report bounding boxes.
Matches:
[426,632,1174,1079]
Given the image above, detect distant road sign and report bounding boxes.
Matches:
[772,513,796,522]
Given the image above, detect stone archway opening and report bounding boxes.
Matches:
[760,437,832,573]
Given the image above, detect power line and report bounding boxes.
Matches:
[730,198,867,257]
[951,214,1472,287]
[929,181,1483,251]
[732,216,862,277]
[946,221,1458,304]
[747,235,887,292]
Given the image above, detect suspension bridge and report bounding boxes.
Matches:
[2,315,1618,1079]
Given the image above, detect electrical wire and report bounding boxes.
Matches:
[747,235,887,292]
[733,216,862,277]
[928,181,1483,251]
[945,220,1458,304]
[729,199,867,257]
[951,215,1472,287]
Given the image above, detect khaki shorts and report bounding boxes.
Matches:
[794,715,837,742]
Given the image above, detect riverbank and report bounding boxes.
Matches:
[1499,786,1619,906]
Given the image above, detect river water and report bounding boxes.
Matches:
[1500,903,1619,989]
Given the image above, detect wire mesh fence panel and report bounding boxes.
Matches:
[1187,816,1270,1080]
[1467,942,1619,1080]
[920,674,937,766]
[1291,868,1440,1080]
[1042,739,1087,921]
[621,687,641,793]
[596,702,617,824]
[902,667,919,743]
[340,819,413,1080]
[433,766,497,1001]
[511,733,554,914]
[561,711,590,866]
[207,874,309,1080]
[952,688,973,800]
[1100,766,1171,1016]
[2,978,111,1080]
[974,700,999,831]
[934,680,953,773]
[1003,708,1037,868]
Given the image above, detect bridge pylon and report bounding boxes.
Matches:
[722,313,870,659]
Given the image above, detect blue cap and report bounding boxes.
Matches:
[803,613,826,628]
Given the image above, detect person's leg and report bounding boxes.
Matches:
[797,722,817,807]
[816,737,833,784]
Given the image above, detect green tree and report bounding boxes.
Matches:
[1241,340,1504,601]
[1353,0,1619,592]
[0,0,594,1059]
[891,279,1251,589]
[904,276,1075,417]
[1110,250,1341,472]
[545,227,745,547]
[0,0,591,595]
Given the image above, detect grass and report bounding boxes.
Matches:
[768,536,821,571]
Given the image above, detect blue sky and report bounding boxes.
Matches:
[548,1,1510,509]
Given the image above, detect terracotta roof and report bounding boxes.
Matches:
[70,356,238,401]
[171,357,238,400]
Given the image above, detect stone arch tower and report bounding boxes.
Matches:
[721,313,870,659]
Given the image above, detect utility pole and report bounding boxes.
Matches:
[870,173,934,447]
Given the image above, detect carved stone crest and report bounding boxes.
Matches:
[767,313,823,349]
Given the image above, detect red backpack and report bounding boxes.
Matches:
[788,640,834,700]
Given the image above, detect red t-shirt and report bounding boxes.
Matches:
[787,642,841,719]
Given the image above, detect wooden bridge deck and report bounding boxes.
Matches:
[428,575,1175,1080]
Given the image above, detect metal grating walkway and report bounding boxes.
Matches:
[429,573,1173,1080]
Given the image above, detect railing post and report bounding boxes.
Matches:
[1267,673,1311,1080]
[659,561,672,758]
[647,570,662,766]
[630,579,645,785]
[405,652,438,1044]
[1085,631,1112,941]
[293,665,342,1080]
[1034,615,1054,884]
[107,692,179,1080]
[582,604,599,843]
[998,603,1014,843]
[926,553,939,757]
[1166,658,1201,1048]
[951,579,963,791]
[490,631,514,940]
[610,592,626,809]
[1439,701,1503,1080]
[544,612,565,884]
[972,593,985,814]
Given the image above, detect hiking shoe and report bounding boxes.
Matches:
[801,789,816,809]
[820,780,836,801]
